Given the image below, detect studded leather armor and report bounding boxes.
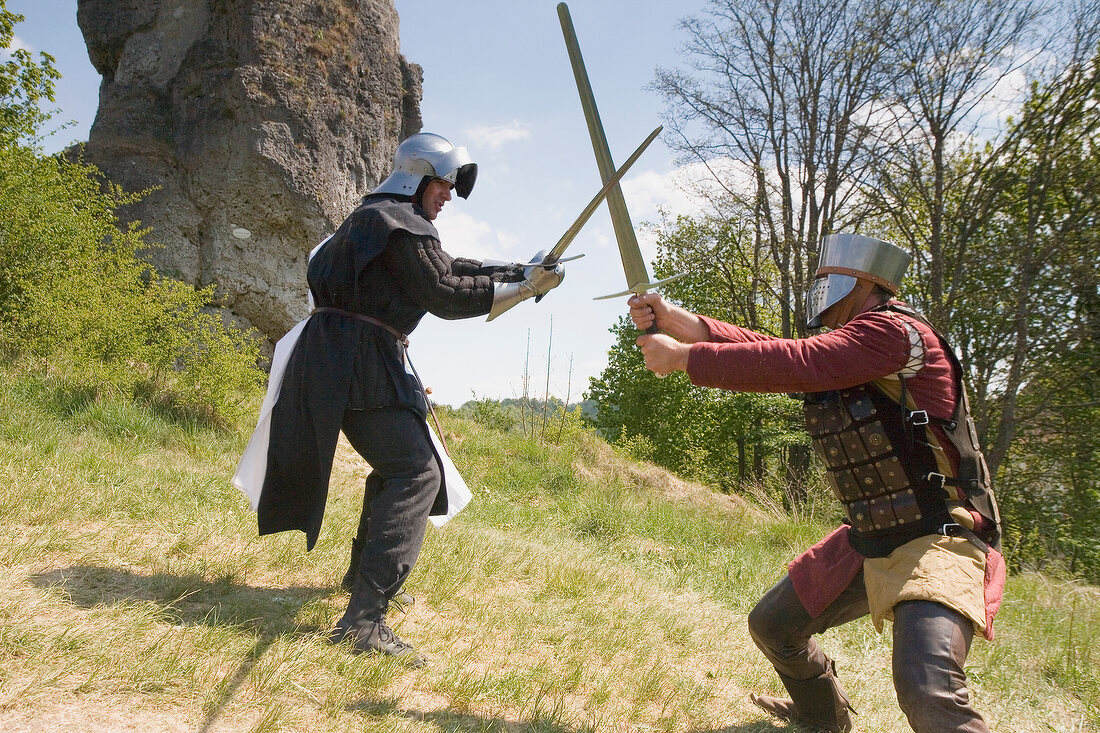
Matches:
[803,305,1002,557]
[805,384,953,556]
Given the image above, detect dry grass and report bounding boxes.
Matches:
[571,438,762,521]
[0,376,1096,732]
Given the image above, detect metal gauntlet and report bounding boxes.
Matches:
[526,261,565,297]
[488,280,539,321]
[486,260,565,321]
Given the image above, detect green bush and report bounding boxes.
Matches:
[0,11,264,423]
[0,144,264,422]
[614,431,655,462]
[462,396,519,432]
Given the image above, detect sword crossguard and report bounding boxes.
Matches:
[593,272,688,301]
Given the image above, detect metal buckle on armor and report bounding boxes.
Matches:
[939,522,962,536]
[909,410,929,426]
[926,472,946,489]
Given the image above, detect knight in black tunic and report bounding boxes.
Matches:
[259,133,566,665]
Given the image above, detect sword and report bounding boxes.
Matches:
[541,124,662,266]
[557,2,685,332]
[484,126,661,321]
[482,125,662,270]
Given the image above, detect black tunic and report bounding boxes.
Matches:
[258,194,521,549]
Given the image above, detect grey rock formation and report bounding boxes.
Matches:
[76,0,423,340]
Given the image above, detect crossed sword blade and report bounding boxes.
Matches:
[541,125,662,267]
[482,125,660,272]
[557,2,685,314]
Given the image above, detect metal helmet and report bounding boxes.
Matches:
[370,132,478,199]
[805,233,911,328]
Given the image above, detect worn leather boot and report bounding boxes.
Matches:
[331,618,426,668]
[340,537,416,610]
[750,662,855,732]
[330,578,426,667]
[750,693,797,719]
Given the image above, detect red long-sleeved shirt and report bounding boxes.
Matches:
[689,305,999,627]
[686,305,959,424]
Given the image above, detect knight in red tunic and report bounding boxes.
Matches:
[628,234,1003,733]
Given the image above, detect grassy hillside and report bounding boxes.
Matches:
[1,368,1097,732]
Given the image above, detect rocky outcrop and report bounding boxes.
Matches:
[76,0,423,339]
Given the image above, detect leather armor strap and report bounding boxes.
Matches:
[879,303,1002,551]
[940,521,991,554]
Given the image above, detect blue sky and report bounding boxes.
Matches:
[9,0,713,407]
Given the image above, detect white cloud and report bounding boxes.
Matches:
[966,60,1033,140]
[463,121,532,151]
[1,34,32,59]
[495,228,520,254]
[622,168,705,224]
[618,169,697,263]
[565,155,791,267]
[433,209,518,262]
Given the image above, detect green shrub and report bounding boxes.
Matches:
[0,138,263,424]
[463,396,519,432]
[614,431,655,462]
[0,27,264,422]
[0,8,265,422]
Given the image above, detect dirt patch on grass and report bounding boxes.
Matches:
[574,439,763,520]
[0,698,197,733]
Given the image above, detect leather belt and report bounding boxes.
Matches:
[311,307,408,346]
[311,307,452,455]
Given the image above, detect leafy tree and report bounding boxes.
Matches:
[860,0,1100,479]
[983,46,1099,472]
[623,0,1100,577]
[587,316,807,493]
[587,214,808,493]
[0,3,58,146]
[974,48,1100,579]
[649,212,779,334]
[653,0,901,337]
[868,0,1046,327]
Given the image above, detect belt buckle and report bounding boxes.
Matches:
[939,522,962,536]
[910,410,929,426]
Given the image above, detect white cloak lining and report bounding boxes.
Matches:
[231,237,471,527]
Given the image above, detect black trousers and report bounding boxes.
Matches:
[748,572,991,733]
[339,406,441,616]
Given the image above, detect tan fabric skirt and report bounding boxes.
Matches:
[864,534,988,635]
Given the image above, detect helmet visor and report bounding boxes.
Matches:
[805,273,857,329]
[431,146,477,198]
[453,163,477,199]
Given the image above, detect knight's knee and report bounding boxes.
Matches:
[748,600,785,649]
